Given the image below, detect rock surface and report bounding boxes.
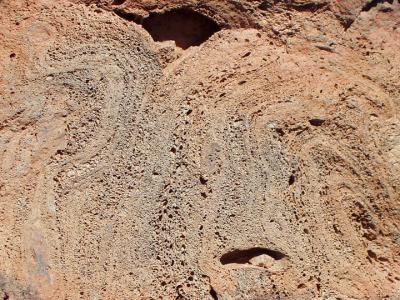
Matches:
[1,0,400,299]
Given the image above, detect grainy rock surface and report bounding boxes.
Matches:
[1,0,400,299]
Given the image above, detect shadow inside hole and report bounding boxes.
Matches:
[112,0,126,5]
[142,8,221,49]
[220,247,286,265]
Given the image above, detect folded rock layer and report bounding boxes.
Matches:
[0,0,399,299]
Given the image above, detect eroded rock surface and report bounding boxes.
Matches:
[1,0,399,299]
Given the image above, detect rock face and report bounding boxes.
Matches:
[1,0,400,299]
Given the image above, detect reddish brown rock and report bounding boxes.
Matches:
[0,0,399,299]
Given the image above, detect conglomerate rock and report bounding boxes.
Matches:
[0,0,399,299]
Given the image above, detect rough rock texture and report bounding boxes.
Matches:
[1,0,400,299]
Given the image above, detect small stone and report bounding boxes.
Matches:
[249,254,275,268]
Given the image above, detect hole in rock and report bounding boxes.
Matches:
[199,175,208,185]
[362,0,393,11]
[210,287,218,300]
[112,0,126,5]
[316,283,321,291]
[289,174,295,185]
[259,1,272,11]
[220,247,286,265]
[142,8,221,49]
[309,118,325,126]
[114,9,143,23]
[367,249,377,260]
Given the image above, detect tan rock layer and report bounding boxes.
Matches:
[0,0,399,299]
